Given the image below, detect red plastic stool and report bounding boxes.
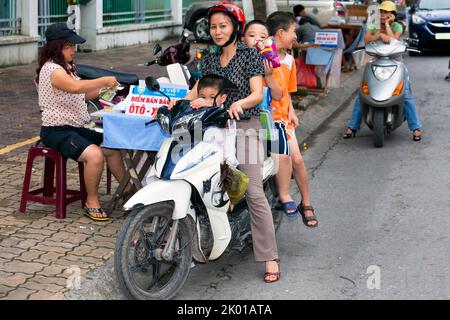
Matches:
[19,146,87,219]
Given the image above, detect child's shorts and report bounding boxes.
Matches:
[268,121,295,155]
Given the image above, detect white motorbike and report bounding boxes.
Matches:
[114,77,282,300]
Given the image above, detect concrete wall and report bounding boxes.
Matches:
[79,0,183,52]
[0,36,39,66]
[0,0,39,67]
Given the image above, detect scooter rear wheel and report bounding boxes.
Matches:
[373,109,385,148]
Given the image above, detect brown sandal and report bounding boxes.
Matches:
[264,259,281,283]
[298,204,318,228]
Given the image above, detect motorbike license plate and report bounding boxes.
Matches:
[435,33,450,40]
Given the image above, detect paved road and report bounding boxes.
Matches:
[66,53,450,300]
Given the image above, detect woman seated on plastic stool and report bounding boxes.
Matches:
[36,23,130,221]
[343,1,422,142]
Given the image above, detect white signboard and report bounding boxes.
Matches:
[315,32,339,48]
[124,82,189,118]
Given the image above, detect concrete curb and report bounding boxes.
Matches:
[294,68,363,145]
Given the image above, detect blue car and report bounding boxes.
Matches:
[408,0,450,54]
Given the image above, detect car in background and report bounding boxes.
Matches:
[407,0,450,54]
[183,1,242,42]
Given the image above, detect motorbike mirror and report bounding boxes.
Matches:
[145,76,160,91]
[145,76,172,103]
[153,43,162,55]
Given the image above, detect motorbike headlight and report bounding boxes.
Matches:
[156,113,170,133]
[412,14,425,25]
[172,111,206,133]
[372,65,397,81]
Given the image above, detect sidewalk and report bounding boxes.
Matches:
[0,41,361,300]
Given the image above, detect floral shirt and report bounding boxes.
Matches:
[201,42,265,117]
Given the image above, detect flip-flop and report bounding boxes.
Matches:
[84,207,110,222]
[281,201,299,217]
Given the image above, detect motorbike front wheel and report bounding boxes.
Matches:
[114,201,192,300]
[373,108,385,148]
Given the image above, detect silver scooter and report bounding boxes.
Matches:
[359,38,420,147]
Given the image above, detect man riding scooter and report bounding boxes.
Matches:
[343,1,423,142]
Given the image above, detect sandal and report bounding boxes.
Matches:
[343,128,356,139]
[412,129,422,142]
[445,75,450,81]
[298,204,318,228]
[84,206,110,222]
[281,201,299,217]
[264,259,280,283]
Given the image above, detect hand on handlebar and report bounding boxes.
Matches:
[167,98,180,110]
[190,98,210,109]
[228,102,245,121]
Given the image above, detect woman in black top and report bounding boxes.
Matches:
[184,3,281,283]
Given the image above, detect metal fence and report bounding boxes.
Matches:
[0,0,21,36]
[103,0,172,26]
[38,0,69,42]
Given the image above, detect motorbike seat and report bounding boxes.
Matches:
[76,64,139,85]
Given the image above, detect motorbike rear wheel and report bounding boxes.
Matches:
[114,201,192,300]
[373,108,385,148]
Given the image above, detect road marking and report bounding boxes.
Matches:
[0,136,40,156]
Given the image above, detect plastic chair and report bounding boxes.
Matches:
[19,145,87,219]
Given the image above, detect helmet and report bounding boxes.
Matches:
[379,1,397,13]
[208,2,246,47]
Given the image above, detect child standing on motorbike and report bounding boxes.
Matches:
[182,2,281,283]
[343,1,423,142]
[262,12,318,227]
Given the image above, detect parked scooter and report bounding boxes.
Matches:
[114,77,282,300]
[358,38,420,147]
[140,30,209,89]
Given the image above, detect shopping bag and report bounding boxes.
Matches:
[295,55,318,89]
[220,162,249,205]
[260,110,276,141]
[224,120,239,167]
